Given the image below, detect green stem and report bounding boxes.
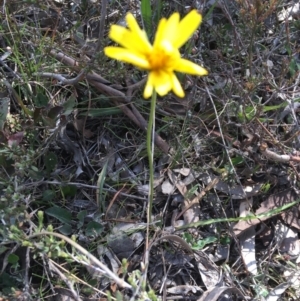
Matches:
[27,231,132,289]
[147,91,157,224]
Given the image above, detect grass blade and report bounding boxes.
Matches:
[96,160,108,214]
[141,0,152,37]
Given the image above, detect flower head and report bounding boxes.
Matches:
[104,10,208,98]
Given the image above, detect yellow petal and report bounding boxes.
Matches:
[172,10,202,49]
[109,24,151,55]
[104,47,150,69]
[143,76,154,99]
[125,13,152,53]
[175,58,208,75]
[109,25,131,47]
[153,18,167,48]
[126,13,144,35]
[154,13,180,47]
[171,73,185,98]
[151,70,172,96]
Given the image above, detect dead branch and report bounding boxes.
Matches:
[48,50,170,154]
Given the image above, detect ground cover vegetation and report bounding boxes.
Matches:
[0,0,300,300]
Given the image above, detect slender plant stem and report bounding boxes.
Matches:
[27,231,132,289]
[143,91,157,288]
[147,91,157,224]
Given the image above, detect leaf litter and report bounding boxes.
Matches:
[1,0,300,300]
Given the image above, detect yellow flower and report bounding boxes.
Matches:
[104,10,208,99]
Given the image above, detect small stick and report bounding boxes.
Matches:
[176,178,219,220]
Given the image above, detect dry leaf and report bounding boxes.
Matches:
[8,131,24,147]
[173,167,190,176]
[239,200,257,275]
[275,223,300,257]
[161,179,175,195]
[233,189,299,236]
[265,282,291,301]
[197,286,246,301]
[167,285,201,294]
[198,172,261,199]
[195,253,220,289]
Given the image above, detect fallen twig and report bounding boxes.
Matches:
[47,50,170,153]
[260,142,300,163]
